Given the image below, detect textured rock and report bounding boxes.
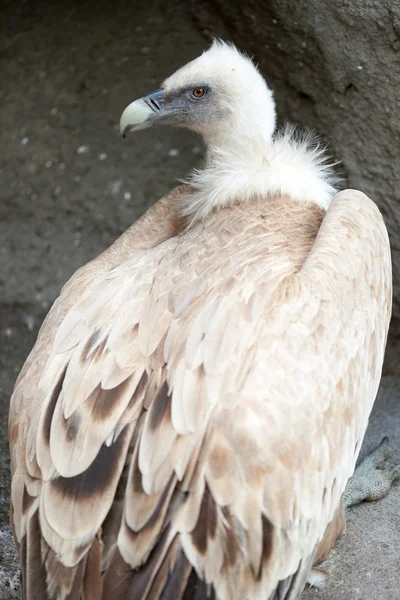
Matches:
[191,0,400,360]
[1,2,399,599]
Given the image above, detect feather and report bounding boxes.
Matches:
[9,41,391,600]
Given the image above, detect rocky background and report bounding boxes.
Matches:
[191,0,400,369]
[0,1,399,599]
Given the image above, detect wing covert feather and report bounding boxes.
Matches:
[9,189,391,600]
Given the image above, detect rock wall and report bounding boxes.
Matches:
[191,0,400,367]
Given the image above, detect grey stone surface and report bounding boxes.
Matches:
[0,1,399,599]
[191,0,400,358]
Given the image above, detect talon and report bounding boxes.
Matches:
[376,436,391,462]
[369,436,390,456]
[356,438,392,474]
[389,465,400,482]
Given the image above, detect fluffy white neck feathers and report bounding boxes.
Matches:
[180,126,339,223]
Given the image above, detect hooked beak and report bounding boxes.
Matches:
[120,89,165,137]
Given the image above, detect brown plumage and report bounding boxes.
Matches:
[9,41,391,600]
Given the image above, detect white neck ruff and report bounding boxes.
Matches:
[179,126,340,223]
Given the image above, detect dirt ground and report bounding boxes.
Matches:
[0,1,399,599]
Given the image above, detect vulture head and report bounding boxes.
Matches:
[120,40,276,146]
[120,39,338,220]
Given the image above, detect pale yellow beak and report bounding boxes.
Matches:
[120,89,166,137]
[120,99,155,137]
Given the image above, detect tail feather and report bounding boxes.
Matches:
[83,533,103,600]
[158,551,192,600]
[43,544,86,600]
[182,571,216,600]
[123,527,176,599]
[102,529,215,600]
[100,546,132,599]
[146,540,191,600]
[19,509,104,600]
[21,510,48,600]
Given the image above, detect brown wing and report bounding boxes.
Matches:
[9,190,391,600]
[104,190,390,600]
[8,185,188,599]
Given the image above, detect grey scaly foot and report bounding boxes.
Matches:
[342,437,400,509]
[307,437,399,590]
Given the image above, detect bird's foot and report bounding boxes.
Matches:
[342,437,400,509]
[307,439,399,590]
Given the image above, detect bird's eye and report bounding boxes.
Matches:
[192,88,206,98]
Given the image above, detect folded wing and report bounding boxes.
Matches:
[9,190,391,600]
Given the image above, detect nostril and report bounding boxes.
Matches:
[143,89,165,113]
[149,98,161,111]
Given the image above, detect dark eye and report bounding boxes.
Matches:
[192,87,206,98]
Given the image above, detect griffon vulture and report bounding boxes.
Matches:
[9,40,396,600]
